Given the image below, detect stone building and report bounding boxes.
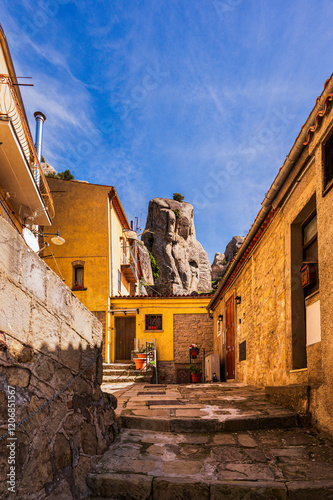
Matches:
[110,294,213,382]
[0,26,116,498]
[43,177,143,363]
[208,75,333,436]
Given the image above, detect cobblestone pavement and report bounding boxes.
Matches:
[108,382,298,432]
[89,383,333,498]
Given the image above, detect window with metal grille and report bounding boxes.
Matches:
[145,314,162,331]
[72,260,86,290]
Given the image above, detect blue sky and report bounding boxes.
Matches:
[1,0,333,262]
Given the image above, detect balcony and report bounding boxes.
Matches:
[121,244,138,283]
[0,73,54,226]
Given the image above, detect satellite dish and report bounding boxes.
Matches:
[23,227,39,252]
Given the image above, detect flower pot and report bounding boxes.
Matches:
[191,372,202,383]
[137,353,146,359]
[191,349,199,359]
[134,358,145,370]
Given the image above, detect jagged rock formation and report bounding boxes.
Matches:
[212,236,245,285]
[41,162,56,176]
[142,198,211,295]
[212,252,227,282]
[137,242,154,295]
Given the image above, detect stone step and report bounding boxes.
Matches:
[103,376,147,383]
[103,363,133,369]
[119,411,299,433]
[103,369,137,375]
[87,427,333,499]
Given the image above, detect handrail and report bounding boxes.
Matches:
[0,74,55,220]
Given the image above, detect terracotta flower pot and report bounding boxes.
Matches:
[191,373,202,383]
[137,353,146,359]
[134,358,145,370]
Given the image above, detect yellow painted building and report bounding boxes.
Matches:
[111,294,213,382]
[43,177,141,362]
[0,25,53,238]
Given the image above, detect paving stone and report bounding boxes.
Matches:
[237,434,258,447]
[132,409,171,417]
[286,480,333,499]
[178,434,209,444]
[211,481,287,499]
[211,446,246,463]
[271,447,306,458]
[162,460,203,475]
[218,463,276,481]
[244,448,268,463]
[212,434,237,445]
[87,473,153,499]
[153,477,209,500]
[175,409,205,417]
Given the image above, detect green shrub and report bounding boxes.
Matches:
[149,251,159,281]
[172,208,180,218]
[173,193,184,202]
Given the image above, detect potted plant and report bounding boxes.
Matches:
[189,344,200,359]
[134,357,146,370]
[189,364,202,383]
[137,345,147,359]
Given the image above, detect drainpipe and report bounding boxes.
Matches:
[34,111,46,164]
[33,111,46,251]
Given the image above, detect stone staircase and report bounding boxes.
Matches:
[87,383,333,499]
[103,363,153,385]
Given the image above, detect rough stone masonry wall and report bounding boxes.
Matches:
[0,218,116,499]
[158,314,213,383]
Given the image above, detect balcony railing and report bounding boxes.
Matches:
[0,74,55,220]
[121,243,139,283]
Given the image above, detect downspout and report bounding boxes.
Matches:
[209,73,333,312]
[108,190,117,363]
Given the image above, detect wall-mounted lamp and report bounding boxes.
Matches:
[235,296,241,305]
[218,314,223,322]
[43,231,65,245]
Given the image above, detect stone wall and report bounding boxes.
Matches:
[0,218,116,499]
[157,313,213,383]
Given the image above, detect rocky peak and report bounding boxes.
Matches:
[142,198,211,295]
[211,236,245,285]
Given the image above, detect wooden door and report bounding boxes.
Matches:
[225,295,235,380]
[115,317,136,361]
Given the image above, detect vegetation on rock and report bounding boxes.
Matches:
[148,250,159,281]
[173,193,184,202]
[47,169,74,180]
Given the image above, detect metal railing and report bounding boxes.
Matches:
[133,339,158,384]
[0,74,55,220]
[122,243,139,280]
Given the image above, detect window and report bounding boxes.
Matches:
[301,213,318,298]
[322,129,333,194]
[72,260,86,290]
[145,314,162,331]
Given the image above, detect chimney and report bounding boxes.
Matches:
[34,111,46,162]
